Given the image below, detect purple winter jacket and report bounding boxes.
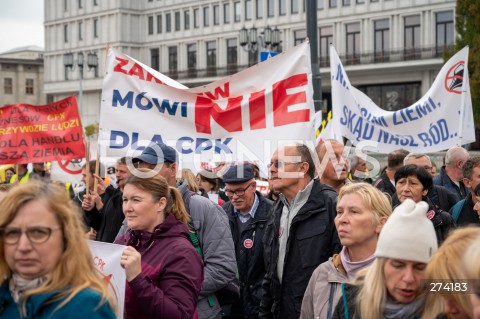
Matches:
[115,214,204,319]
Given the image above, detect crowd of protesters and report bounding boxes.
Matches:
[0,142,479,318]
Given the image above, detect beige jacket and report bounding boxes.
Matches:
[300,254,347,319]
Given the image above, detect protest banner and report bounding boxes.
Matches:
[98,42,316,172]
[0,96,86,164]
[88,240,126,319]
[328,46,475,153]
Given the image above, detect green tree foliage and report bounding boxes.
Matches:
[445,0,480,128]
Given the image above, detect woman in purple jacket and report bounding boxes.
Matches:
[115,170,204,319]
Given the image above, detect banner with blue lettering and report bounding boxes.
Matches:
[329,46,475,153]
[98,42,316,170]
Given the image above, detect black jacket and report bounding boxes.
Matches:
[433,166,470,199]
[449,195,480,226]
[392,196,456,245]
[223,192,273,319]
[373,171,396,198]
[259,179,341,319]
[428,185,459,212]
[95,187,124,243]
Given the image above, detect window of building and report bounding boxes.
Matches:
[157,14,162,33]
[204,7,209,27]
[206,41,217,76]
[224,3,231,23]
[78,0,83,9]
[268,0,274,17]
[26,79,34,95]
[168,46,178,76]
[317,0,324,9]
[227,38,238,73]
[64,24,68,42]
[356,0,365,3]
[248,50,257,66]
[279,0,286,15]
[319,26,333,67]
[294,29,306,45]
[187,43,197,77]
[436,11,454,56]
[175,11,180,31]
[343,0,350,6]
[374,19,390,61]
[4,78,12,94]
[184,11,190,30]
[78,21,83,40]
[94,0,98,6]
[166,13,171,32]
[194,8,199,28]
[234,2,241,22]
[329,0,337,8]
[151,48,159,71]
[404,15,420,59]
[245,0,252,20]
[214,5,219,25]
[148,16,154,34]
[93,19,98,38]
[358,82,421,111]
[256,0,263,18]
[346,22,360,64]
[291,0,299,13]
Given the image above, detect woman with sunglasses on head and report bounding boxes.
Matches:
[0,180,116,319]
[114,170,204,319]
[300,183,391,319]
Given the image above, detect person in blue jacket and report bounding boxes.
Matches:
[0,180,116,319]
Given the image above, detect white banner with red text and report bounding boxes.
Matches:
[98,42,316,171]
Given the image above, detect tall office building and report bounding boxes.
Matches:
[44,0,455,126]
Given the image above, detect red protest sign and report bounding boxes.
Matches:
[0,96,85,164]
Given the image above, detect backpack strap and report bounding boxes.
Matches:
[341,283,349,319]
[327,283,337,319]
[452,199,466,222]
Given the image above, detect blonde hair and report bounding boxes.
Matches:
[462,233,480,282]
[124,169,190,225]
[423,227,480,319]
[337,183,392,225]
[0,180,114,316]
[180,168,200,193]
[355,258,388,319]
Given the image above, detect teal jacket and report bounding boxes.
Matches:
[0,280,116,319]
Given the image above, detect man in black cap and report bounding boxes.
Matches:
[126,143,237,319]
[221,164,273,319]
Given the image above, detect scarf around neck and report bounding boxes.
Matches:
[340,246,375,282]
[383,296,424,319]
[9,273,46,303]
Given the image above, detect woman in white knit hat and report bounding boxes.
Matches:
[300,183,392,319]
[333,198,439,319]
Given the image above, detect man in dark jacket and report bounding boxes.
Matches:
[221,164,273,319]
[433,146,470,199]
[450,156,480,226]
[373,149,409,198]
[259,143,341,319]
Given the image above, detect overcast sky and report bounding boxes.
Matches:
[0,0,44,53]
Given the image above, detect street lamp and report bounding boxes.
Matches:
[63,51,98,119]
[239,26,280,53]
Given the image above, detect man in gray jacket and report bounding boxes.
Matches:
[131,143,237,319]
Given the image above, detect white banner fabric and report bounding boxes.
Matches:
[88,240,126,319]
[98,42,316,169]
[329,46,475,153]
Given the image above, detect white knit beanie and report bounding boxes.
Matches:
[375,199,438,264]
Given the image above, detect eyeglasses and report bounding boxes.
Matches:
[225,182,254,197]
[267,161,303,169]
[0,226,61,245]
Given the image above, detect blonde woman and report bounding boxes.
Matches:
[333,199,439,319]
[423,227,480,319]
[0,180,115,318]
[461,234,480,319]
[301,183,391,319]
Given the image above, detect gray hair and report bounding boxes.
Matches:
[445,147,469,166]
[403,153,432,166]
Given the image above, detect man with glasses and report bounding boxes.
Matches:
[259,143,341,319]
[403,152,458,211]
[221,163,273,319]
